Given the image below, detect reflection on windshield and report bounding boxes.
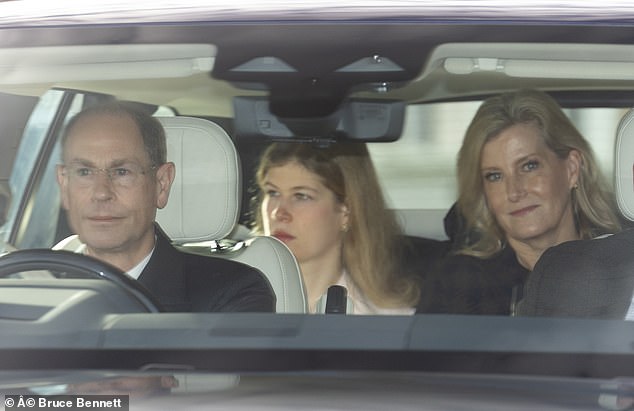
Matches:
[3,90,65,245]
[26,373,240,399]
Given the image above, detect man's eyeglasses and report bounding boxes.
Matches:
[62,163,157,188]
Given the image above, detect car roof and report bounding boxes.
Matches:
[2,1,634,25]
[2,1,634,117]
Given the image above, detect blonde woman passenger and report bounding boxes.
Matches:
[253,142,420,314]
[417,89,622,315]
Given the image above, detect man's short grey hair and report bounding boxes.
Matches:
[61,101,167,166]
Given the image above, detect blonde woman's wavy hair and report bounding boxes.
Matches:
[457,89,622,258]
[252,142,420,308]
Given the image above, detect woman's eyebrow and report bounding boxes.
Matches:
[262,181,278,189]
[263,180,320,193]
[290,185,320,193]
[512,152,538,166]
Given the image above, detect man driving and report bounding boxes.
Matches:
[56,102,275,312]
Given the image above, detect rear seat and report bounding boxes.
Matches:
[399,204,458,283]
[400,235,451,282]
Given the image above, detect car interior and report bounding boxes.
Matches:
[2,6,634,408]
[0,14,634,317]
[2,35,634,313]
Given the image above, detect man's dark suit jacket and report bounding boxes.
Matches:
[137,224,276,313]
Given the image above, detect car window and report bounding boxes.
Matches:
[2,90,64,244]
[370,102,627,212]
[6,91,85,248]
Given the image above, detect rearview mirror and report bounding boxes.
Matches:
[233,97,404,142]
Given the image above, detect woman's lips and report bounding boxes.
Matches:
[273,231,295,242]
[510,205,538,217]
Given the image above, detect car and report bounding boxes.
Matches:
[1,1,634,410]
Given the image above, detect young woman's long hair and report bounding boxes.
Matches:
[253,142,420,308]
[457,89,622,258]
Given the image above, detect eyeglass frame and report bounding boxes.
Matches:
[60,162,159,189]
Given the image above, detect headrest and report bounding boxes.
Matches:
[155,117,241,243]
[615,109,634,221]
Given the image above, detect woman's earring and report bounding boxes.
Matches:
[341,223,349,233]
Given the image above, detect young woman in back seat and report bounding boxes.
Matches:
[252,142,420,314]
[416,89,623,315]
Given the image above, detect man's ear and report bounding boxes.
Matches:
[56,164,70,210]
[155,162,176,209]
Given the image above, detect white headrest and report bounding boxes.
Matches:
[229,236,308,313]
[156,117,240,242]
[615,109,634,221]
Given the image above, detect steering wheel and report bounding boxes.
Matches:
[0,249,163,313]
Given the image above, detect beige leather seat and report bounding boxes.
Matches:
[614,108,634,320]
[56,116,308,313]
[615,109,634,222]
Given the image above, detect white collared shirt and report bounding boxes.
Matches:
[126,249,154,280]
[53,234,154,280]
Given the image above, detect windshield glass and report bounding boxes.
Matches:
[1,3,634,410]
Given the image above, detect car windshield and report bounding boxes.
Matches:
[1,2,634,410]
